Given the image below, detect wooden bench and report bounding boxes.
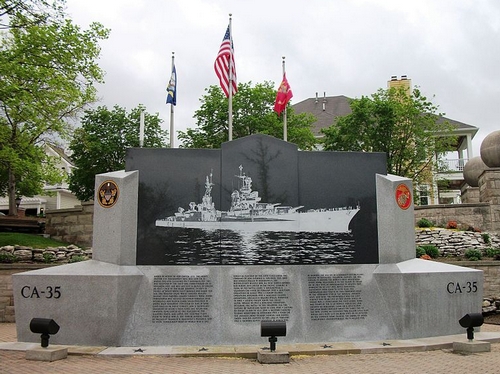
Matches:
[0,217,45,234]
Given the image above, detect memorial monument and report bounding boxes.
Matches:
[13,134,483,347]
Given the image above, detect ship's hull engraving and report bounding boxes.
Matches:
[156,166,360,234]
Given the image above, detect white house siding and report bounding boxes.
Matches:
[59,191,80,209]
[42,195,58,211]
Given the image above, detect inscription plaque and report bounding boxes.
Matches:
[308,274,368,321]
[152,275,213,323]
[233,275,292,322]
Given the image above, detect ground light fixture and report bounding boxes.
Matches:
[29,318,60,348]
[261,321,286,352]
[459,313,484,341]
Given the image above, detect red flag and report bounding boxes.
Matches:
[274,73,293,114]
[214,26,237,98]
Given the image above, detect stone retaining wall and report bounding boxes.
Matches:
[0,245,92,263]
[44,202,94,248]
[414,203,494,233]
[415,229,500,257]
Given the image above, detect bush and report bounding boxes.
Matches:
[417,218,433,228]
[42,252,55,263]
[69,255,87,263]
[416,247,426,258]
[0,253,18,263]
[417,245,440,259]
[464,249,482,261]
[482,233,491,245]
[446,220,458,229]
[484,248,500,258]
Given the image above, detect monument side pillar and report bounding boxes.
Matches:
[93,170,138,265]
[376,174,415,263]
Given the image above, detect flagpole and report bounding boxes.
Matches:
[228,14,233,141]
[282,56,287,142]
[170,52,175,148]
[139,111,145,147]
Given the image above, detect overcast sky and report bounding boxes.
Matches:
[65,0,499,154]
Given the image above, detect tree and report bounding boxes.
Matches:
[69,105,168,202]
[0,0,64,29]
[321,87,455,184]
[178,81,317,150]
[0,3,108,215]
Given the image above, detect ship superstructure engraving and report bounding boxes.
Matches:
[155,165,360,233]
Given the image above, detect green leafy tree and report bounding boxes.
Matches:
[178,81,317,150]
[0,3,109,215]
[0,0,65,29]
[321,87,455,183]
[69,105,168,202]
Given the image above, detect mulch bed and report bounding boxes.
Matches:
[484,313,500,325]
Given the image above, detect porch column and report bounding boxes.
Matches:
[466,134,473,158]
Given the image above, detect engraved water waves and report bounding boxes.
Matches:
[156,228,356,265]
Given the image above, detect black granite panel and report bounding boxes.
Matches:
[126,135,386,265]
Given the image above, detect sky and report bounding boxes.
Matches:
[65,0,500,154]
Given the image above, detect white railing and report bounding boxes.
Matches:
[438,158,468,172]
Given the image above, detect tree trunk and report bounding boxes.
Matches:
[7,166,17,216]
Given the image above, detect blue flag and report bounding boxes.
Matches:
[166,65,176,105]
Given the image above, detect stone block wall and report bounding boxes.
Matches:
[0,268,16,322]
[480,168,500,205]
[462,186,480,203]
[44,202,94,248]
[415,203,494,232]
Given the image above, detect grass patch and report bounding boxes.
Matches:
[0,232,69,248]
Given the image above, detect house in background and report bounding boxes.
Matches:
[39,143,81,211]
[292,76,478,205]
[0,143,81,216]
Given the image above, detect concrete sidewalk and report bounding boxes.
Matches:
[1,323,500,374]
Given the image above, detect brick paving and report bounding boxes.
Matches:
[1,323,500,374]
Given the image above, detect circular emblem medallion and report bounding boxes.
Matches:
[97,180,119,208]
[395,183,411,210]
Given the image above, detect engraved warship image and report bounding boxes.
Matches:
[155,165,360,233]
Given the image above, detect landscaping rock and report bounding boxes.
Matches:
[0,245,92,263]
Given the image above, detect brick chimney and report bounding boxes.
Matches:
[387,75,412,94]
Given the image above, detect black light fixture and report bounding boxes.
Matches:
[459,313,484,341]
[261,321,286,352]
[29,318,60,348]
[15,197,21,209]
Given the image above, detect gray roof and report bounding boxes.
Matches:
[293,95,352,136]
[293,95,478,142]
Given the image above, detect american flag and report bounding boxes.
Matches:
[214,26,237,98]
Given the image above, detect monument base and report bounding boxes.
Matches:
[257,350,290,364]
[13,258,483,347]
